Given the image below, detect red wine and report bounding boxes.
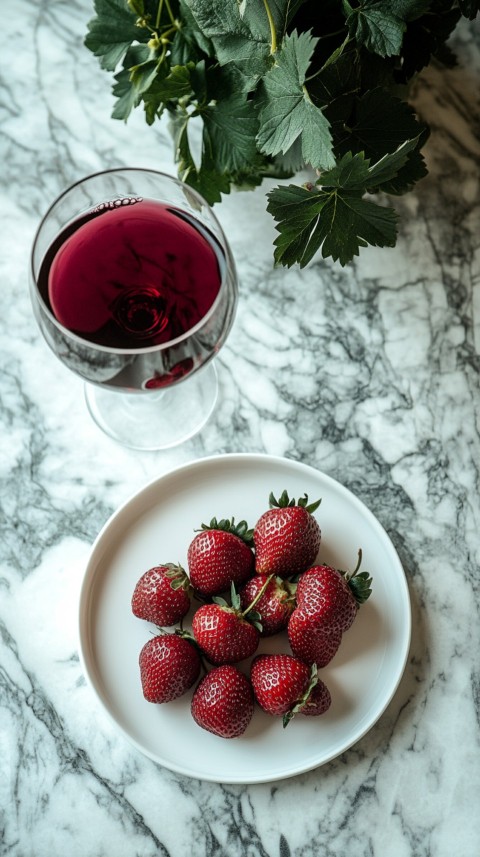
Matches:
[38,197,223,349]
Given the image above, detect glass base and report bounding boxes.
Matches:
[84,362,218,450]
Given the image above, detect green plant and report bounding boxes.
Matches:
[85,0,479,267]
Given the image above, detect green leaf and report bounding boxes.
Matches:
[238,0,291,33]
[368,137,427,193]
[309,48,360,108]
[366,136,423,189]
[85,0,144,71]
[230,582,241,612]
[112,68,139,119]
[394,0,432,19]
[375,148,427,195]
[199,515,255,544]
[111,44,155,120]
[257,30,334,169]
[335,87,428,161]
[344,1,407,57]
[147,63,193,100]
[231,165,269,190]
[284,188,397,267]
[272,136,305,173]
[398,5,461,79]
[130,58,160,92]
[317,151,371,189]
[348,570,373,604]
[142,63,194,124]
[267,153,400,267]
[183,0,283,86]
[175,118,231,205]
[319,138,427,197]
[202,92,259,173]
[267,188,329,268]
[171,0,214,65]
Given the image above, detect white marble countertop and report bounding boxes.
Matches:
[2,3,480,856]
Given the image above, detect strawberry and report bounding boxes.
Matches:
[191,584,262,665]
[132,563,192,626]
[295,551,372,634]
[288,611,343,667]
[239,574,296,636]
[191,665,254,738]
[288,551,372,666]
[253,491,321,578]
[187,517,254,596]
[250,654,331,726]
[138,632,201,703]
[301,679,332,717]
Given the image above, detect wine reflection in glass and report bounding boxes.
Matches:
[30,168,238,450]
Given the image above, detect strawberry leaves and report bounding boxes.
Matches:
[342,549,373,605]
[199,517,254,546]
[269,490,321,515]
[213,580,266,633]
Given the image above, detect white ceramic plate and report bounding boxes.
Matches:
[78,454,411,783]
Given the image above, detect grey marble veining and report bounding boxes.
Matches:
[1,3,480,856]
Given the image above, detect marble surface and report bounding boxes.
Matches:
[1,2,480,855]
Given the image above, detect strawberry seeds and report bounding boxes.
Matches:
[131,491,372,739]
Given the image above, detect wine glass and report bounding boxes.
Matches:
[29,168,238,450]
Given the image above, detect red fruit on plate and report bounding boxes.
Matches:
[253,491,321,578]
[289,551,372,666]
[187,517,254,596]
[251,654,330,726]
[191,665,254,738]
[239,574,296,636]
[139,633,201,703]
[191,584,261,665]
[288,610,343,667]
[296,551,372,635]
[301,679,332,717]
[132,563,192,626]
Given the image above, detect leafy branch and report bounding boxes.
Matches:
[85,0,479,267]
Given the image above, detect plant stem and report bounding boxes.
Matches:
[352,548,363,577]
[241,573,274,617]
[317,26,348,41]
[164,0,175,24]
[305,34,351,81]
[157,42,167,66]
[155,0,175,29]
[160,24,178,41]
[263,0,277,54]
[343,548,363,582]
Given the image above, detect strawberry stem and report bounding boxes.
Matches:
[283,664,319,728]
[241,573,274,618]
[347,548,363,579]
[343,549,372,605]
[283,579,298,600]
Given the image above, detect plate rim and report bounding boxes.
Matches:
[78,452,412,783]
